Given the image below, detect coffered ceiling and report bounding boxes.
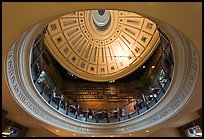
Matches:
[44,10,160,82]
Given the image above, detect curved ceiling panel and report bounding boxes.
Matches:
[44,10,160,82]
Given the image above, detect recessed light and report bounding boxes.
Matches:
[146,130,149,133]
[2,132,11,135]
[56,130,59,132]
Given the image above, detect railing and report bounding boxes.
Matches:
[30,27,174,123]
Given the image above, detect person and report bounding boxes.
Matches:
[134,99,139,111]
[70,103,77,114]
[119,108,122,117]
[145,95,150,105]
[88,109,93,119]
[140,93,147,108]
[64,102,69,111]
[97,109,103,119]
[51,88,56,100]
[104,111,109,119]
[92,109,97,119]
[113,108,118,118]
[58,95,64,107]
[77,107,83,117]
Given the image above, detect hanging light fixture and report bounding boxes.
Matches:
[2,121,14,136]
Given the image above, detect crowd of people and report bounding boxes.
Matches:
[47,87,155,120]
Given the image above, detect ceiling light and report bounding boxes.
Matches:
[152,65,155,68]
[109,80,115,83]
[195,132,202,136]
[2,132,11,135]
[2,127,13,136]
[143,66,146,68]
[193,128,202,136]
[56,130,59,132]
[146,130,149,133]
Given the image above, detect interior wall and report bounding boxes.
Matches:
[26,127,59,137]
[147,128,181,137]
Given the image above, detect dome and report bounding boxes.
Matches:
[44,10,160,82]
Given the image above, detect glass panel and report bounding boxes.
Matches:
[157,67,168,89]
[150,79,162,97]
[163,78,171,92]
[150,53,162,82]
[37,71,50,94]
[46,79,55,91]
[34,30,46,46]
[42,50,52,66]
[165,44,174,64]
[156,89,164,102]
[43,83,52,95]
[31,67,37,81]
[160,35,168,51]
[32,42,43,63]
[37,71,49,84]
[161,54,172,78]
[33,56,46,76]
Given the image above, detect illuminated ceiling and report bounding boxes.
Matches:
[44,10,160,82]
